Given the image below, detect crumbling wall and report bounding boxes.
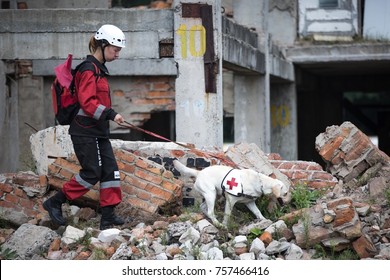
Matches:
[315,121,390,185]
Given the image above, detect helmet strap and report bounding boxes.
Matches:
[98,40,108,63]
[101,45,107,64]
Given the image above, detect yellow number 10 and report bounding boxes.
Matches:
[177,24,206,59]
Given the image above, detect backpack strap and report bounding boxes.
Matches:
[69,61,101,93]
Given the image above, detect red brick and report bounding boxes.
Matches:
[279,170,294,179]
[151,187,174,201]
[59,168,75,180]
[278,161,295,170]
[4,193,19,204]
[150,196,167,206]
[333,207,355,227]
[39,175,48,187]
[121,163,136,174]
[147,91,172,98]
[162,170,174,179]
[344,142,372,162]
[48,164,61,175]
[115,150,136,164]
[14,187,26,198]
[59,160,81,174]
[0,183,13,193]
[124,176,148,190]
[135,189,152,201]
[151,76,171,83]
[112,89,125,97]
[0,200,20,209]
[134,169,163,185]
[151,82,171,91]
[19,197,35,209]
[23,208,40,218]
[48,176,66,189]
[161,180,181,192]
[121,182,137,196]
[330,151,345,165]
[305,162,323,171]
[352,234,377,258]
[327,197,353,209]
[126,197,157,213]
[171,150,185,158]
[307,181,336,189]
[319,136,344,161]
[291,171,308,180]
[311,171,335,181]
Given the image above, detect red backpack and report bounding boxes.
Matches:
[51,54,99,125]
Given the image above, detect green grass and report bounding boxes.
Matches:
[291,183,325,209]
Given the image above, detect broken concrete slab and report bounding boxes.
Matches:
[225,142,292,188]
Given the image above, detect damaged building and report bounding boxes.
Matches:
[1,0,389,172]
[0,0,390,261]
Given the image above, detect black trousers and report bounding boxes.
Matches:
[63,136,122,206]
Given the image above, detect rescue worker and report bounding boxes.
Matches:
[44,24,127,230]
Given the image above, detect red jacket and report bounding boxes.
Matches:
[69,56,117,138]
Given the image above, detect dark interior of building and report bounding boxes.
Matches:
[296,60,390,166]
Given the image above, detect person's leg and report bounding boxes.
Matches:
[62,136,102,199]
[98,138,124,230]
[43,191,67,225]
[44,136,101,225]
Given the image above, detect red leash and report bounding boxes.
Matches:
[119,121,238,168]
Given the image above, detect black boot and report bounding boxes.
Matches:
[100,206,124,230]
[43,191,67,225]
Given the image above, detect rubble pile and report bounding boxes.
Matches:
[0,121,389,260]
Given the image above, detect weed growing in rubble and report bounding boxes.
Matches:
[291,183,324,209]
[0,246,18,260]
[76,231,92,247]
[385,188,390,207]
[333,249,359,260]
[313,244,327,259]
[313,244,359,260]
[246,228,262,245]
[302,212,311,249]
[90,248,107,260]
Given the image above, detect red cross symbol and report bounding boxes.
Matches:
[227,177,238,190]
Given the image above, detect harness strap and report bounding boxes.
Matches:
[220,169,257,199]
[220,168,234,197]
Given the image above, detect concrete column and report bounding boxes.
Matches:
[234,75,267,150]
[18,75,44,171]
[270,83,297,160]
[0,61,19,173]
[173,0,223,149]
[232,0,271,152]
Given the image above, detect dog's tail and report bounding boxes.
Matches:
[173,160,199,178]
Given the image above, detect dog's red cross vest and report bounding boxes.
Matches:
[221,169,243,196]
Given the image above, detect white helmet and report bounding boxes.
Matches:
[95,24,126,48]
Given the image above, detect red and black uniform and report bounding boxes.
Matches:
[63,55,122,207]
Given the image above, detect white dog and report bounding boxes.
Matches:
[173,160,290,228]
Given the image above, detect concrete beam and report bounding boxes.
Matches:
[222,34,265,74]
[0,9,173,33]
[0,9,174,60]
[33,58,177,76]
[286,43,390,63]
[270,56,295,82]
[222,16,265,74]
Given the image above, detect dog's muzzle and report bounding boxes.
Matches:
[277,197,284,206]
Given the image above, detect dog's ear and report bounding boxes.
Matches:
[261,182,273,196]
[271,184,282,198]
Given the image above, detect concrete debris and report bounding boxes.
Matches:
[0,121,389,260]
